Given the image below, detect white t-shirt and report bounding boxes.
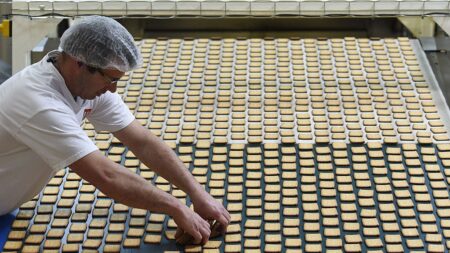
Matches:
[0,51,135,215]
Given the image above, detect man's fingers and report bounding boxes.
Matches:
[198,218,211,245]
[200,225,211,245]
[208,209,229,226]
[175,227,184,239]
[202,220,211,236]
[176,233,194,245]
[201,235,209,245]
[215,206,231,223]
[220,205,230,218]
[191,230,203,245]
[224,208,231,221]
[212,216,228,236]
[190,217,210,245]
[219,214,229,233]
[218,215,229,227]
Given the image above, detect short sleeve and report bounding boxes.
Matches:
[88,92,135,132]
[13,108,98,171]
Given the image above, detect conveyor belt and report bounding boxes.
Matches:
[2,37,450,253]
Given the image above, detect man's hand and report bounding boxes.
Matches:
[191,191,231,235]
[171,203,211,245]
[174,191,230,245]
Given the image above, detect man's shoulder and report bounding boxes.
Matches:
[1,78,57,107]
[1,60,54,92]
[0,66,64,119]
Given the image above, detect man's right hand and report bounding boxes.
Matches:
[171,203,211,245]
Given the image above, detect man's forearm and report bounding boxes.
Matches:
[71,151,185,216]
[132,131,205,199]
[99,161,185,214]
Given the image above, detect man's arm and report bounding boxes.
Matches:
[69,150,212,244]
[113,120,231,230]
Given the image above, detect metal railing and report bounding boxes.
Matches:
[10,0,450,18]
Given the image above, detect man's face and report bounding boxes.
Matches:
[76,65,124,100]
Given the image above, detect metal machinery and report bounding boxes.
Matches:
[7,1,450,70]
[2,1,450,253]
[0,0,11,83]
[8,1,450,103]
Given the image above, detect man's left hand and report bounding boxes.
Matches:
[191,190,231,234]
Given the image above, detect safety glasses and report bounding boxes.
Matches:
[79,62,121,85]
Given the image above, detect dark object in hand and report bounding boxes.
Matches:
[176,220,224,245]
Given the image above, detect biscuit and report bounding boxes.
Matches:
[123,238,141,248]
[62,244,80,252]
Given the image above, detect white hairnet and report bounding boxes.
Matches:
[60,16,142,72]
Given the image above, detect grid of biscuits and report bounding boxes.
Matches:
[85,37,447,145]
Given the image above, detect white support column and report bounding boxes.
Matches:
[12,16,60,73]
[398,17,435,38]
[434,17,450,37]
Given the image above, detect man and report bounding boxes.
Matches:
[0,16,230,245]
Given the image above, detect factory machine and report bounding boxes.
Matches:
[2,0,450,252]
